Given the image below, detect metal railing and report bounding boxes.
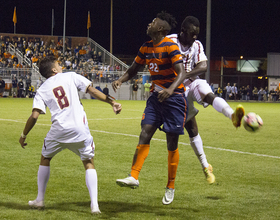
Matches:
[88,38,129,72]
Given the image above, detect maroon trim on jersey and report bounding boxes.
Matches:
[44,139,46,149]
[195,41,201,62]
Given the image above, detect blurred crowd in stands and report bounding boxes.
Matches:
[0,35,122,82]
[214,83,280,102]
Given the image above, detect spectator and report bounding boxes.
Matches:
[245,85,251,101]
[25,75,31,97]
[258,87,265,101]
[225,83,231,100]
[132,80,138,100]
[263,87,268,101]
[12,76,18,97]
[252,87,258,100]
[103,84,109,96]
[28,84,35,98]
[216,86,223,97]
[269,89,276,101]
[97,52,102,64]
[18,78,24,98]
[93,51,98,64]
[231,83,238,101]
[276,86,280,101]
[144,80,151,100]
[0,77,5,97]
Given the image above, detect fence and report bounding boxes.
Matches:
[0,67,150,100]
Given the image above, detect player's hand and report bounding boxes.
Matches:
[112,102,122,114]
[19,136,27,149]
[157,88,174,102]
[112,80,122,92]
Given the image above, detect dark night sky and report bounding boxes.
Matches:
[1,0,280,59]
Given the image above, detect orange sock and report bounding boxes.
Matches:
[130,144,150,180]
[167,148,179,189]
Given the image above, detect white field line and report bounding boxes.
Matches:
[1,118,280,159]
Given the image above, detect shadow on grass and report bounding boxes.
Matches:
[52,200,199,219]
[0,202,30,210]
[0,200,200,219]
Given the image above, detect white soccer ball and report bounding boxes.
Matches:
[242,112,263,132]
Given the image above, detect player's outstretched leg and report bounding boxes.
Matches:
[211,96,244,127]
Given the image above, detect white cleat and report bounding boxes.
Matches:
[162,187,175,205]
[91,205,101,214]
[28,200,45,209]
[116,176,139,189]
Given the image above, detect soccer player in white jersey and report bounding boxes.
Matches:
[19,56,122,214]
[167,16,245,184]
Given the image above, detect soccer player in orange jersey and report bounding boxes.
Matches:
[112,11,197,205]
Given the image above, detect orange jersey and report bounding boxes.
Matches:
[135,37,184,93]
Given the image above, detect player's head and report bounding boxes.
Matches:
[147,11,177,37]
[39,56,62,78]
[179,16,200,47]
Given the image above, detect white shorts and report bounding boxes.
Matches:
[42,136,95,161]
[184,79,214,122]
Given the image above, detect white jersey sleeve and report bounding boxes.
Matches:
[33,93,47,114]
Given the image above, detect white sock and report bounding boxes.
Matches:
[190,134,209,169]
[212,97,234,119]
[86,169,98,208]
[36,165,50,202]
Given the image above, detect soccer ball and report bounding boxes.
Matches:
[242,112,263,132]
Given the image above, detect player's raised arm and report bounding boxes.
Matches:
[112,61,142,92]
[19,109,41,149]
[86,86,122,114]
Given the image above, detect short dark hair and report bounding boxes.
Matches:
[157,11,177,32]
[181,16,200,30]
[38,56,57,78]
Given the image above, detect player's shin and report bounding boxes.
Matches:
[36,165,50,202]
[130,144,150,180]
[167,148,179,189]
[189,134,208,169]
[212,97,234,119]
[86,169,99,208]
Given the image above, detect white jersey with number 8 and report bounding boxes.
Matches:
[33,72,92,143]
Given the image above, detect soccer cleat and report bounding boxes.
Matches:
[232,104,245,127]
[162,187,175,205]
[91,205,101,214]
[204,164,215,184]
[116,175,139,189]
[28,200,45,209]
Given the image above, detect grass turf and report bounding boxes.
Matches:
[0,98,279,219]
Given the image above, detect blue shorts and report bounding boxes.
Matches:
[141,92,188,135]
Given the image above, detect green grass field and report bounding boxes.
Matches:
[0,98,279,220]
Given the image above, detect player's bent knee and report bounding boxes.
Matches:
[203,92,215,105]
[82,158,95,170]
